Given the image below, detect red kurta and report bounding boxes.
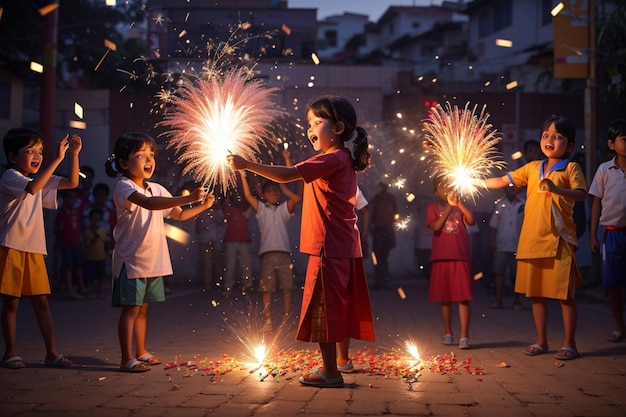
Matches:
[294,149,375,343]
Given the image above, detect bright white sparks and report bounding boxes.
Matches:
[422,102,506,199]
[253,344,267,364]
[159,68,283,193]
[405,341,420,362]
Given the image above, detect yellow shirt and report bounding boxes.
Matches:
[83,225,107,261]
[509,160,587,259]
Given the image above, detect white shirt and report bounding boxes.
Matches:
[0,169,60,255]
[112,178,174,279]
[355,186,367,211]
[256,202,293,255]
[588,157,626,227]
[489,194,525,253]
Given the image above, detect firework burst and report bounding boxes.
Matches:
[422,102,506,199]
[158,67,285,193]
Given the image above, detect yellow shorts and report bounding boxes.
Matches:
[0,246,51,297]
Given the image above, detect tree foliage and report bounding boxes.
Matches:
[596,0,626,107]
[0,0,146,89]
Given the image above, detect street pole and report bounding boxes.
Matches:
[584,0,596,182]
[40,0,59,163]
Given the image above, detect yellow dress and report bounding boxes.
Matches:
[509,160,587,299]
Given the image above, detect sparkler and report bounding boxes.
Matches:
[422,102,506,199]
[158,67,284,193]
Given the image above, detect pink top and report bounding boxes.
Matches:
[112,178,174,279]
[426,203,471,262]
[0,169,60,255]
[296,148,361,258]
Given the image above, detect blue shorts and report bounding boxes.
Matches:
[111,264,165,307]
[603,229,626,289]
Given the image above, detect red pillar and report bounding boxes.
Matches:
[39,1,59,162]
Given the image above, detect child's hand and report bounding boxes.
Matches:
[227,154,247,170]
[282,147,291,161]
[189,186,208,203]
[69,134,82,155]
[56,134,71,160]
[202,191,216,208]
[446,191,459,206]
[539,178,555,193]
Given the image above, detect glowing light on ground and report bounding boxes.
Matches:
[422,102,506,199]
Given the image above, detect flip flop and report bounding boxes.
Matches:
[137,353,162,365]
[2,356,26,369]
[120,359,151,373]
[554,346,580,361]
[459,338,471,349]
[523,344,549,356]
[607,331,624,343]
[299,369,344,388]
[337,359,356,373]
[44,354,73,366]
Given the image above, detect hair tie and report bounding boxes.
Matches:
[354,125,360,130]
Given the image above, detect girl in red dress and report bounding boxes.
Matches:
[227,96,375,387]
[427,175,476,349]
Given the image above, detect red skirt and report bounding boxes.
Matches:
[428,260,473,302]
[296,255,375,343]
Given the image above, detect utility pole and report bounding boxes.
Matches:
[40,0,59,162]
[584,0,596,182]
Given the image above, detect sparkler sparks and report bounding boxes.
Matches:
[422,102,506,199]
[158,67,284,193]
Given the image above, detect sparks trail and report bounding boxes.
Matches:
[157,67,285,194]
[422,102,506,200]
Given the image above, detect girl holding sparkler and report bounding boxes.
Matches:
[427,175,476,349]
[477,116,587,360]
[105,132,215,372]
[227,96,375,388]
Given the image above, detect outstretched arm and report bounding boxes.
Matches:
[478,175,511,190]
[128,186,207,211]
[168,192,216,221]
[227,154,302,183]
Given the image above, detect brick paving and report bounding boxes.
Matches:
[1,277,625,417]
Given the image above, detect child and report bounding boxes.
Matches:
[227,96,375,388]
[427,175,476,349]
[478,115,587,360]
[54,188,86,300]
[105,132,215,372]
[589,118,626,343]
[239,151,301,331]
[83,208,108,299]
[220,191,253,297]
[0,128,81,369]
[488,184,525,310]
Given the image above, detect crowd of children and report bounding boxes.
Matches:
[1,103,624,381]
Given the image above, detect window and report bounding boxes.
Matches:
[492,0,512,31]
[541,0,553,26]
[324,30,337,48]
[477,0,513,38]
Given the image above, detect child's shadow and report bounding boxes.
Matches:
[33,356,125,372]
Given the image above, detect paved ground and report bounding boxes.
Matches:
[1,276,625,417]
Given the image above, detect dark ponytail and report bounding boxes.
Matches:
[352,126,370,172]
